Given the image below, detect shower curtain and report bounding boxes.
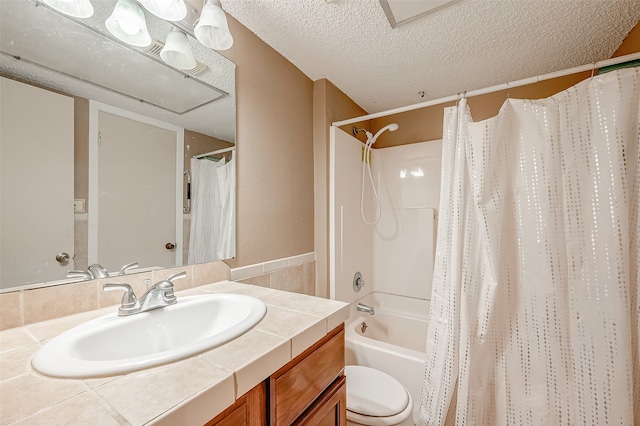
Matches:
[419,68,639,425]
[188,155,236,263]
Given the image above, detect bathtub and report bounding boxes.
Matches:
[345,292,429,424]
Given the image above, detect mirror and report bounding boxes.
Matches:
[0,0,236,291]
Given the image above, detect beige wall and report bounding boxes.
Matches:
[612,19,640,57]
[219,16,315,270]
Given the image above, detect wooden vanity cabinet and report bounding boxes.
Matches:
[270,324,346,425]
[206,324,346,426]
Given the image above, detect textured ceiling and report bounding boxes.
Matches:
[222,0,640,114]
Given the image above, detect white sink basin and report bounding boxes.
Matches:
[32,294,267,378]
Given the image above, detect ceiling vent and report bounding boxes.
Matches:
[380,0,461,28]
[143,40,209,76]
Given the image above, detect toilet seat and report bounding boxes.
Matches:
[345,365,413,426]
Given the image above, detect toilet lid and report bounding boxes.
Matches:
[345,365,409,417]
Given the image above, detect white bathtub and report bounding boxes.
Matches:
[345,292,429,424]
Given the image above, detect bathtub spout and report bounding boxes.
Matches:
[356,302,375,315]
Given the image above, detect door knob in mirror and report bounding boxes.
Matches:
[55,252,70,264]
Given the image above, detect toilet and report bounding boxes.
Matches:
[345,365,414,426]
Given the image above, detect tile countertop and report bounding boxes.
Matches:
[0,280,349,425]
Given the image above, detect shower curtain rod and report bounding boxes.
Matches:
[332,52,640,127]
[193,146,235,159]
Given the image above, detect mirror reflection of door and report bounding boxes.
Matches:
[0,77,75,289]
[89,102,183,273]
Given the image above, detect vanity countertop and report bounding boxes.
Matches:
[0,280,349,425]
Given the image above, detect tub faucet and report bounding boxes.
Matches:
[356,302,375,316]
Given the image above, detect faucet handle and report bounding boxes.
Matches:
[67,270,92,280]
[103,283,139,315]
[118,262,139,275]
[166,271,187,283]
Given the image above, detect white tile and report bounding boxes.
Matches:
[288,252,315,265]
[95,357,230,425]
[234,338,290,396]
[263,258,288,273]
[198,329,290,397]
[0,342,39,381]
[259,291,348,320]
[199,280,276,298]
[230,264,264,280]
[10,391,124,426]
[0,373,89,424]
[255,305,327,358]
[0,327,36,351]
[291,320,326,358]
[326,305,350,332]
[150,374,235,426]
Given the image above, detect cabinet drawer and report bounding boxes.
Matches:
[270,324,345,426]
[293,375,347,426]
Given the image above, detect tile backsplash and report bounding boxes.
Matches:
[232,253,316,296]
[0,254,317,331]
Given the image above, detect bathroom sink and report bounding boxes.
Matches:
[32,294,267,378]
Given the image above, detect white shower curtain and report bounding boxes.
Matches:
[419,68,639,425]
[188,155,236,264]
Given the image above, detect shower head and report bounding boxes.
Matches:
[369,123,399,145]
[352,126,373,139]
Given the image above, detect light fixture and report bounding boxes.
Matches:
[138,0,187,22]
[160,27,196,70]
[194,0,233,50]
[41,0,94,18]
[105,0,152,47]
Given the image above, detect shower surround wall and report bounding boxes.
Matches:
[330,127,442,303]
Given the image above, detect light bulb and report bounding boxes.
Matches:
[194,0,233,50]
[42,0,94,18]
[105,0,152,47]
[138,0,187,22]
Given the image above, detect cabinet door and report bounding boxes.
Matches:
[293,376,347,426]
[270,325,345,425]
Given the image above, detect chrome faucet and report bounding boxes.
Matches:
[356,302,375,316]
[104,271,185,316]
[67,261,139,281]
[67,263,108,280]
[88,263,109,279]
